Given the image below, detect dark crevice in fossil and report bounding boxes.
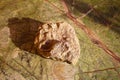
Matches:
[41,40,59,52]
[37,40,60,58]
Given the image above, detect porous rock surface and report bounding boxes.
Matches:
[34,22,80,65]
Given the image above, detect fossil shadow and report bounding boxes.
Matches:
[8,17,43,52]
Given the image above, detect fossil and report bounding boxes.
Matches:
[34,22,80,65]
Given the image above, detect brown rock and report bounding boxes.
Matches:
[34,22,80,65]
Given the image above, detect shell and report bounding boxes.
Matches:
[34,22,80,65]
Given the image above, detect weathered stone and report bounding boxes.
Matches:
[34,22,80,65]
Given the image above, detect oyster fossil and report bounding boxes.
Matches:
[34,22,80,65]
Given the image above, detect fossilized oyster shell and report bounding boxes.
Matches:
[34,22,80,65]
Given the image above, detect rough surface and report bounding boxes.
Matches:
[34,22,80,65]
